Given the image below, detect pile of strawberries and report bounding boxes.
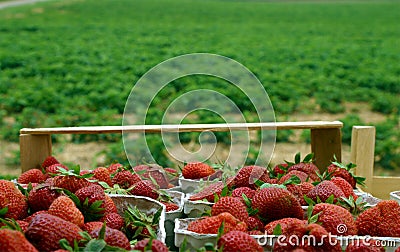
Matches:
[0,156,181,252]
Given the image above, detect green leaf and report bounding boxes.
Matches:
[272,224,282,235]
[98,222,107,240]
[0,207,8,217]
[303,153,314,163]
[242,194,252,208]
[325,195,335,204]
[308,212,321,224]
[303,195,315,206]
[216,221,225,241]
[84,239,107,252]
[294,152,301,164]
[152,207,163,225]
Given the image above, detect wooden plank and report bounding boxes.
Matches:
[350,126,375,193]
[20,121,343,135]
[310,128,342,172]
[20,134,52,172]
[371,176,400,200]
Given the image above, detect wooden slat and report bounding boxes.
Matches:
[311,128,342,172]
[350,126,376,193]
[20,121,343,135]
[371,176,400,200]
[20,134,52,172]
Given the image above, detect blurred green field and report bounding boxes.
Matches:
[0,0,399,173]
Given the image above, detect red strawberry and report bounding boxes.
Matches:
[42,156,60,168]
[112,170,141,189]
[89,227,131,250]
[327,161,365,189]
[0,229,38,252]
[28,185,60,213]
[312,203,357,235]
[103,194,118,215]
[217,230,263,252]
[247,230,264,235]
[330,176,358,199]
[160,201,179,212]
[272,163,288,176]
[286,153,320,182]
[189,181,226,202]
[233,165,270,189]
[133,164,170,189]
[100,212,124,230]
[0,180,28,220]
[25,213,83,252]
[356,200,400,237]
[83,221,104,233]
[45,163,69,176]
[211,196,249,222]
[18,169,47,184]
[133,238,169,252]
[16,220,29,232]
[231,187,256,199]
[129,180,159,199]
[278,170,312,184]
[247,216,264,231]
[252,187,304,223]
[306,180,345,203]
[75,184,105,206]
[108,163,123,174]
[286,182,314,206]
[264,217,307,235]
[92,167,112,186]
[182,162,215,179]
[52,175,91,193]
[188,212,247,234]
[23,210,48,223]
[48,196,84,227]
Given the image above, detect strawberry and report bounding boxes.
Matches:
[306,180,345,203]
[23,210,48,223]
[264,217,307,235]
[133,238,169,252]
[330,176,358,199]
[48,196,84,227]
[25,213,83,252]
[247,216,264,231]
[188,212,247,234]
[278,170,312,184]
[0,229,38,252]
[233,165,270,189]
[83,221,104,233]
[286,181,314,206]
[89,227,131,250]
[271,163,288,176]
[100,212,124,230]
[345,239,385,252]
[286,153,320,182]
[52,172,91,193]
[28,185,61,213]
[133,164,170,189]
[182,162,215,179]
[217,230,263,252]
[92,167,112,186]
[112,170,142,189]
[42,156,60,168]
[17,169,47,184]
[103,194,118,215]
[45,163,69,176]
[327,160,365,189]
[16,220,29,232]
[108,162,123,174]
[252,187,304,223]
[75,184,105,206]
[129,180,159,199]
[312,203,357,235]
[74,184,106,221]
[189,181,226,202]
[356,200,400,237]
[211,196,249,222]
[160,201,179,212]
[0,180,28,220]
[231,187,256,199]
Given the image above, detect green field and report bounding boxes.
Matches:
[0,0,399,174]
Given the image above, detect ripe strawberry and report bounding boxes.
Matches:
[231,187,256,199]
[89,227,131,250]
[48,196,84,227]
[306,180,345,203]
[129,180,159,199]
[278,170,312,184]
[160,201,179,212]
[23,210,48,223]
[330,176,358,199]
[74,184,106,221]
[42,156,60,168]
[182,162,215,179]
[83,221,104,233]
[103,194,118,215]
[211,196,249,222]
[25,213,83,252]
[286,181,314,206]
[75,184,105,206]
[252,187,304,223]
[112,170,142,189]
[17,220,29,232]
[188,212,247,234]
[17,169,47,184]
[108,162,123,174]
[92,167,112,186]
[247,230,264,235]
[45,163,69,176]
[312,203,357,235]
[100,212,124,230]
[356,200,400,237]
[327,160,365,189]
[285,153,320,182]
[233,165,270,189]
[28,185,61,213]
[247,216,264,231]
[133,238,169,252]
[271,163,288,176]
[0,229,38,252]
[52,174,91,193]
[189,181,226,202]
[0,180,28,220]
[264,218,307,235]
[217,230,263,252]
[133,164,170,189]
[345,239,385,252]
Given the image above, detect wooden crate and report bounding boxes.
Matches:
[19,121,398,199]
